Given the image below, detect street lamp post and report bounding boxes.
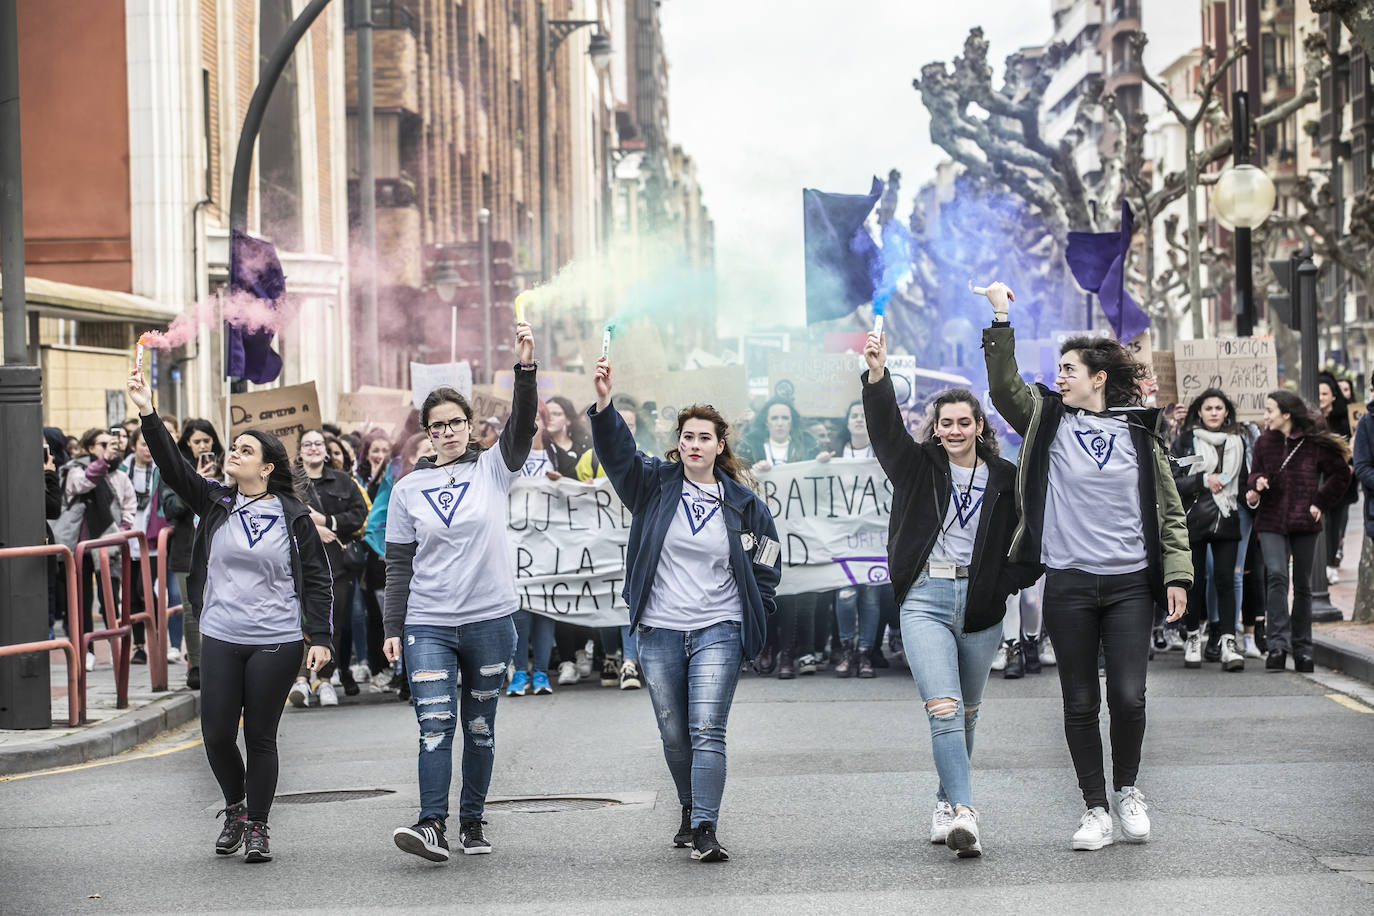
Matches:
[1232,91,1255,336]
[536,2,612,283]
[1213,93,1275,338]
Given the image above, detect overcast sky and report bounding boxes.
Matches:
[656,0,1204,336]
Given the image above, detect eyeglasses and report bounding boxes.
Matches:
[300,440,326,449]
[427,418,470,437]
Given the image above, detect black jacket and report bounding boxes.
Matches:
[1169,429,1248,542]
[159,476,196,574]
[303,466,368,578]
[862,368,1041,633]
[140,409,334,645]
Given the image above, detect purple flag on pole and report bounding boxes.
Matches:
[1065,200,1151,343]
[226,229,286,383]
[803,177,883,324]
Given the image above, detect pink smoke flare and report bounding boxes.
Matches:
[139,290,302,350]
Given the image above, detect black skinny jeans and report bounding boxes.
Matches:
[201,635,305,822]
[1187,538,1239,635]
[1258,531,1318,656]
[1042,568,1154,811]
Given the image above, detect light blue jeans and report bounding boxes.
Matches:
[835,585,883,650]
[899,572,1004,809]
[636,620,743,828]
[511,609,556,674]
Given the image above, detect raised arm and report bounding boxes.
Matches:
[496,323,539,472]
[127,369,217,516]
[977,282,1035,435]
[588,357,662,513]
[860,330,925,480]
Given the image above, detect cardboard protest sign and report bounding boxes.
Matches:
[767,352,864,417]
[1175,338,1276,420]
[410,360,473,408]
[1151,350,1178,406]
[620,366,751,424]
[470,384,512,423]
[220,382,320,457]
[1349,401,1367,433]
[336,388,411,432]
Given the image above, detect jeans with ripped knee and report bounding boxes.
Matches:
[403,616,517,828]
[636,620,743,829]
[899,572,1004,810]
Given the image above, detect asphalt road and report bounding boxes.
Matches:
[3,656,1373,915]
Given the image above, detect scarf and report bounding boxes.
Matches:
[1192,429,1241,518]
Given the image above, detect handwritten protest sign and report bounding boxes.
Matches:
[506,458,896,626]
[410,361,472,408]
[220,382,320,456]
[1350,401,1367,432]
[470,384,512,423]
[336,388,411,433]
[1175,338,1276,420]
[767,352,864,417]
[1152,350,1178,405]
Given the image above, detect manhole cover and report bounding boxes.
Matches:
[485,796,623,813]
[274,788,396,805]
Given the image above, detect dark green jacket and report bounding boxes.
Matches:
[983,323,1193,602]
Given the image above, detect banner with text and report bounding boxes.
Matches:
[507,458,893,625]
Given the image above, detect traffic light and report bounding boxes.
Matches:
[1268,253,1301,331]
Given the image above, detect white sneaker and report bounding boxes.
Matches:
[990,642,1008,672]
[1243,633,1262,659]
[1327,565,1341,585]
[1219,634,1245,671]
[330,669,342,687]
[1164,628,1185,651]
[946,808,982,858]
[1113,786,1150,842]
[1183,630,1202,668]
[930,801,954,844]
[574,648,593,680]
[557,660,580,685]
[1071,807,1114,851]
[315,680,339,707]
[350,663,371,684]
[166,648,182,664]
[288,679,312,708]
[1039,637,1057,666]
[86,650,96,671]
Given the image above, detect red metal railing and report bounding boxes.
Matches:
[0,544,83,726]
[155,526,183,669]
[75,530,166,708]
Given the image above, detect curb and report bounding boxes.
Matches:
[0,690,201,777]
[1314,634,1374,686]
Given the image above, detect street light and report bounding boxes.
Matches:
[432,258,461,305]
[1212,164,1277,230]
[537,2,613,282]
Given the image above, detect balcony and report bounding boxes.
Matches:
[345,17,419,114]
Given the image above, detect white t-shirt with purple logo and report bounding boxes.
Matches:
[642,480,742,630]
[929,462,987,566]
[200,493,302,645]
[1042,412,1147,575]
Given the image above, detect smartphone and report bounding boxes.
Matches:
[43,443,50,462]
[198,452,214,472]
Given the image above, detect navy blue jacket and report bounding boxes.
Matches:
[588,401,781,659]
[1352,406,1374,539]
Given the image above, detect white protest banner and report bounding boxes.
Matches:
[756,458,892,595]
[506,458,896,619]
[509,475,633,627]
[411,360,473,408]
[767,352,864,417]
[219,382,320,457]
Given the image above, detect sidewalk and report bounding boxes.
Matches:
[0,639,200,776]
[1317,507,1374,683]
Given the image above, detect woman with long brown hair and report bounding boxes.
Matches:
[588,356,781,863]
[1245,389,1352,672]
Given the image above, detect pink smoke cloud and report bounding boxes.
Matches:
[139,290,302,350]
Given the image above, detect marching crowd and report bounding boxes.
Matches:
[41,284,1367,867]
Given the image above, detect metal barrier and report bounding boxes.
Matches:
[74,530,166,709]
[154,526,183,671]
[0,544,83,726]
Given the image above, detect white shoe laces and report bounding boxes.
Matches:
[1117,788,1147,817]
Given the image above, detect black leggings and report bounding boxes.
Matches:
[1042,568,1154,810]
[1187,538,1239,635]
[201,635,305,822]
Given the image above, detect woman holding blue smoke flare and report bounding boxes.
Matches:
[587,355,780,863]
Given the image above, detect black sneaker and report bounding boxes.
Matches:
[242,821,271,863]
[601,656,620,687]
[1003,640,1024,679]
[131,646,148,665]
[673,806,693,848]
[1203,630,1222,663]
[393,819,450,862]
[214,801,249,855]
[1266,649,1288,671]
[691,822,729,862]
[1022,635,1042,674]
[339,668,360,696]
[458,819,492,855]
[186,666,200,690]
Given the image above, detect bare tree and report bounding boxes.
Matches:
[1311,0,1374,63]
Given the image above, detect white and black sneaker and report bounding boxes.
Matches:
[393,819,450,862]
[691,822,729,862]
[458,819,493,855]
[930,801,954,844]
[214,801,249,855]
[945,807,982,858]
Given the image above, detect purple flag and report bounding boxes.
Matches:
[226,229,286,383]
[803,178,883,324]
[1065,200,1151,343]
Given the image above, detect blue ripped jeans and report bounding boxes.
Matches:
[403,616,517,828]
[636,620,743,828]
[899,572,1004,810]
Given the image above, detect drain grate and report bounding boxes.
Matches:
[485,796,623,813]
[274,788,396,805]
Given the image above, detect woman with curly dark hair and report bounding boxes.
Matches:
[981,281,1191,853]
[1170,389,1249,671]
[1245,389,1351,673]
